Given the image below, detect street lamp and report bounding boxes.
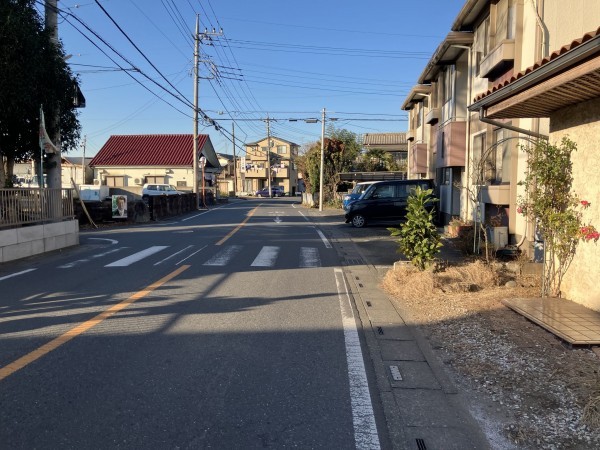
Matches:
[199,155,207,208]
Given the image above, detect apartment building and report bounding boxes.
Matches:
[239,136,299,196]
[402,0,600,307]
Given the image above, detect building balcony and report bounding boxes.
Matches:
[479,184,510,205]
[242,168,268,178]
[436,120,466,168]
[272,167,290,178]
[406,129,415,142]
[480,39,515,78]
[425,107,440,125]
[409,143,428,174]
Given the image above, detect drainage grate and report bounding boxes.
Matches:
[366,301,372,307]
[377,326,384,335]
[389,365,402,381]
[344,258,364,266]
[416,438,427,450]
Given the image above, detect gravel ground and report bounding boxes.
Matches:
[382,260,600,450]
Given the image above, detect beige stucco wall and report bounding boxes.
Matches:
[550,97,600,310]
[93,167,198,191]
[542,0,600,51]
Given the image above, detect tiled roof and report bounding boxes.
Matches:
[473,27,600,103]
[363,133,407,146]
[89,134,208,167]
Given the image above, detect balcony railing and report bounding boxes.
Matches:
[436,120,466,168]
[410,143,428,174]
[242,167,268,178]
[0,188,74,229]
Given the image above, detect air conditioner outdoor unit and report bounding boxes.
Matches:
[134,178,142,185]
[93,179,101,185]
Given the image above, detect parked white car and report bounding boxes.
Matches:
[142,183,186,198]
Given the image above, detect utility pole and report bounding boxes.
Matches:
[266,116,272,198]
[232,123,237,194]
[319,108,326,211]
[192,14,200,209]
[193,21,222,207]
[45,0,61,190]
[81,135,86,185]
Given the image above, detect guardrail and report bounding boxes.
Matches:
[0,188,75,229]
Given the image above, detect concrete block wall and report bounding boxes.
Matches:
[0,220,79,263]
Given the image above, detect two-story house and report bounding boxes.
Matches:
[239,137,299,196]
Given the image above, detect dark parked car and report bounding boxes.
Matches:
[344,179,436,228]
[255,186,284,197]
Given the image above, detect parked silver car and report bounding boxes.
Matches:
[142,183,185,199]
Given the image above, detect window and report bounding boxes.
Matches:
[276,145,286,154]
[492,127,512,184]
[105,176,125,187]
[370,184,395,199]
[496,0,517,41]
[475,16,490,76]
[146,176,164,184]
[176,181,187,187]
[472,133,487,184]
[441,66,455,122]
[441,168,451,185]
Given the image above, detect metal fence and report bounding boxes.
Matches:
[0,188,75,229]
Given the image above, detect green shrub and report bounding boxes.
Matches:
[388,187,442,270]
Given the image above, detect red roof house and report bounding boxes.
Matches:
[89,134,221,190]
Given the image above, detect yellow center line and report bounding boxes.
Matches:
[215,206,258,246]
[0,265,190,382]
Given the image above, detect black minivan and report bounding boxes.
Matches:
[344,179,436,228]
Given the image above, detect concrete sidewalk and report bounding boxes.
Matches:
[304,206,490,450]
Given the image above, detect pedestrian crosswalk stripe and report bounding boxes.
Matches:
[251,246,279,267]
[203,245,243,266]
[300,247,321,268]
[105,246,168,267]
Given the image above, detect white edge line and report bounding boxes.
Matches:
[176,245,207,265]
[334,267,381,450]
[0,268,37,282]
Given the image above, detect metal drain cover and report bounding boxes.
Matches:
[389,365,402,381]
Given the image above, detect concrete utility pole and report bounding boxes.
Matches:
[193,21,222,207]
[192,15,200,209]
[319,108,326,211]
[232,123,237,194]
[81,135,86,185]
[266,116,272,198]
[45,0,61,189]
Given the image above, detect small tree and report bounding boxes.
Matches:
[517,137,598,297]
[296,127,360,205]
[388,187,441,270]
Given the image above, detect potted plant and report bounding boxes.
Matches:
[447,216,473,238]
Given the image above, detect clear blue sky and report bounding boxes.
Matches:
[45,0,465,158]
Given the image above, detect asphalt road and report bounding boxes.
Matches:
[0,198,386,449]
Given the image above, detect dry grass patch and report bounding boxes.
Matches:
[381,259,600,449]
